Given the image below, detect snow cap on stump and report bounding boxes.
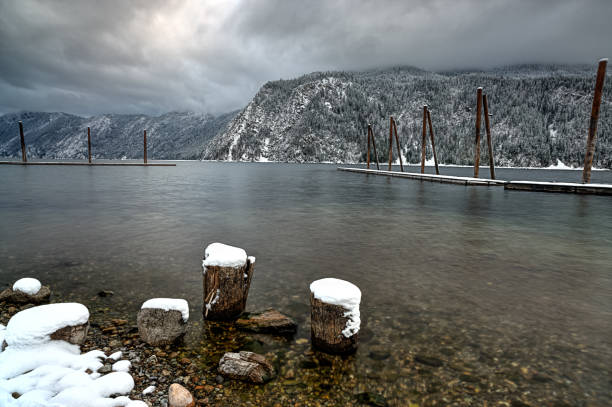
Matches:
[137,298,189,346]
[309,278,361,354]
[203,242,247,269]
[4,302,90,347]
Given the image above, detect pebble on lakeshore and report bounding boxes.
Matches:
[309,278,361,354]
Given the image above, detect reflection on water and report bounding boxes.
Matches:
[1,162,611,405]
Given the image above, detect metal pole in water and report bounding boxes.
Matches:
[483,94,495,180]
[582,58,607,183]
[87,127,92,164]
[421,106,427,174]
[19,121,27,163]
[474,87,483,178]
[426,109,440,175]
[143,130,148,164]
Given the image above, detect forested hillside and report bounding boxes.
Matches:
[204,65,612,168]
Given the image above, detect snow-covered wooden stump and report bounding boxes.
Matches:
[137,298,189,346]
[202,243,255,320]
[310,278,361,354]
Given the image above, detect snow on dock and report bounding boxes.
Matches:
[338,167,612,195]
[337,167,505,186]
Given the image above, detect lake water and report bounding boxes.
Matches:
[1,162,611,405]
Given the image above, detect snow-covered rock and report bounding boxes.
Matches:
[0,303,145,406]
[141,298,189,322]
[4,303,89,348]
[0,279,51,305]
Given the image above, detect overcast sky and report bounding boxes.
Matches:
[1,0,610,116]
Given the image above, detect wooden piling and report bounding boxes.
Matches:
[18,121,27,163]
[87,127,92,164]
[582,58,608,183]
[370,125,380,170]
[421,106,427,174]
[474,88,483,178]
[483,94,495,179]
[426,109,440,175]
[143,130,148,164]
[388,117,394,171]
[392,117,404,172]
[367,126,371,169]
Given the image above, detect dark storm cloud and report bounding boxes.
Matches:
[1,0,610,116]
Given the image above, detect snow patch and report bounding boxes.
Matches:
[4,303,89,347]
[546,159,574,170]
[108,351,122,361]
[141,298,189,322]
[112,360,131,373]
[203,242,247,268]
[12,278,41,296]
[310,278,361,338]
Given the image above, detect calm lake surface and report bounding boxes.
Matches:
[1,162,611,405]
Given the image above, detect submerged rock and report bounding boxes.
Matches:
[218,351,274,384]
[235,309,298,334]
[168,383,195,407]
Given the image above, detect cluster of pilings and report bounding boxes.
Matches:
[13,123,152,165]
[365,58,608,183]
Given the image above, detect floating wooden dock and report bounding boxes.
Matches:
[337,167,505,186]
[505,181,612,195]
[0,161,175,167]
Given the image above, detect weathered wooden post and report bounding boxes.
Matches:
[474,88,483,178]
[387,117,394,170]
[483,94,495,179]
[392,117,404,172]
[310,278,361,354]
[582,58,608,183]
[143,130,148,164]
[426,109,440,175]
[202,242,255,320]
[421,106,427,173]
[366,125,372,169]
[87,127,92,164]
[369,125,380,170]
[18,121,27,163]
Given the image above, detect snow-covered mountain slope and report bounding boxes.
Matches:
[0,111,236,160]
[203,65,612,168]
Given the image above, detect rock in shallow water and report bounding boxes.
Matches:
[235,309,298,334]
[168,383,195,407]
[218,351,275,384]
